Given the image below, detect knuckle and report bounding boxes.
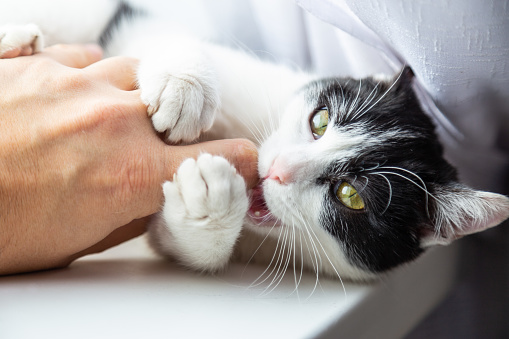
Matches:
[46,43,69,52]
[110,55,138,66]
[88,100,133,133]
[54,69,93,92]
[22,56,56,78]
[115,155,155,207]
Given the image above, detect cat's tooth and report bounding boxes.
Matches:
[254,211,261,217]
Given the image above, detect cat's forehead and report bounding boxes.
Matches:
[301,77,393,120]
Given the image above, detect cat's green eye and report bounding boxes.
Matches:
[310,108,329,139]
[336,182,365,210]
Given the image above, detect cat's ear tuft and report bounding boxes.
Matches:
[422,183,509,247]
[393,66,414,92]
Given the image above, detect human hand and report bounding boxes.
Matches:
[0,44,258,275]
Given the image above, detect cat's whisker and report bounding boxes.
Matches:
[237,97,266,144]
[241,220,279,278]
[296,229,305,295]
[258,91,274,141]
[264,222,294,296]
[361,162,383,172]
[290,220,301,299]
[261,83,278,137]
[372,170,437,218]
[263,216,288,293]
[262,221,293,295]
[358,175,370,195]
[293,210,322,298]
[373,173,393,215]
[295,210,347,300]
[333,78,348,122]
[224,33,261,62]
[223,37,278,141]
[265,223,288,293]
[350,80,380,121]
[355,68,405,118]
[224,37,278,143]
[231,94,264,144]
[376,166,437,217]
[347,78,362,118]
[249,223,286,289]
[298,218,320,293]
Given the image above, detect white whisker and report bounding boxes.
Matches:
[259,219,291,295]
[295,209,348,300]
[249,223,286,288]
[355,68,405,117]
[347,78,362,118]
[377,166,436,217]
[350,80,380,120]
[373,173,393,214]
[242,220,279,277]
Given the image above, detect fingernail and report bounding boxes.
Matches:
[84,43,103,59]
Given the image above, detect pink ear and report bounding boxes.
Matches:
[421,185,509,247]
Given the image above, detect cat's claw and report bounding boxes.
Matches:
[138,51,220,143]
[0,24,44,58]
[157,154,248,271]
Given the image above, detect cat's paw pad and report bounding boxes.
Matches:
[139,62,220,144]
[165,153,248,226]
[0,24,44,58]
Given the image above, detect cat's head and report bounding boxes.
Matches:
[248,68,509,281]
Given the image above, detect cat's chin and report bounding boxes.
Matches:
[246,182,280,228]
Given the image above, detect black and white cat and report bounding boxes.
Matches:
[2,1,508,282]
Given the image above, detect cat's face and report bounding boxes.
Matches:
[247,69,509,281]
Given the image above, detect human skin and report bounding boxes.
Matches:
[0,44,258,275]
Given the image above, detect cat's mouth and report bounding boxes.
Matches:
[247,181,278,226]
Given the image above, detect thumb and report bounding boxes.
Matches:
[136,138,259,219]
[39,43,103,68]
[167,138,259,189]
[142,138,258,217]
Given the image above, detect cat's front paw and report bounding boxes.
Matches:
[138,50,220,144]
[0,24,44,58]
[160,154,248,271]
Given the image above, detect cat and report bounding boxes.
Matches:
[1,0,508,282]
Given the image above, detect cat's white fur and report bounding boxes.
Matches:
[1,1,508,283]
[0,17,376,281]
[0,24,43,56]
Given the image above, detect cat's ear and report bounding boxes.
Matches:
[422,183,509,247]
[392,66,414,92]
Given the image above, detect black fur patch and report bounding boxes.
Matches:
[309,71,457,272]
[99,1,141,48]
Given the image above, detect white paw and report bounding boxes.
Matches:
[138,49,220,144]
[160,154,248,271]
[0,24,44,58]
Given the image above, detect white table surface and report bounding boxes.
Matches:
[0,236,459,339]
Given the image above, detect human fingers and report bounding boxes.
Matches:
[0,45,33,58]
[135,139,258,218]
[38,43,103,68]
[83,56,139,91]
[145,139,258,216]
[173,139,260,189]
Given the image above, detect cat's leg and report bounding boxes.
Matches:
[0,1,117,46]
[0,24,44,58]
[148,153,248,272]
[135,36,220,144]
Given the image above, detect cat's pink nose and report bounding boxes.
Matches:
[265,159,292,185]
